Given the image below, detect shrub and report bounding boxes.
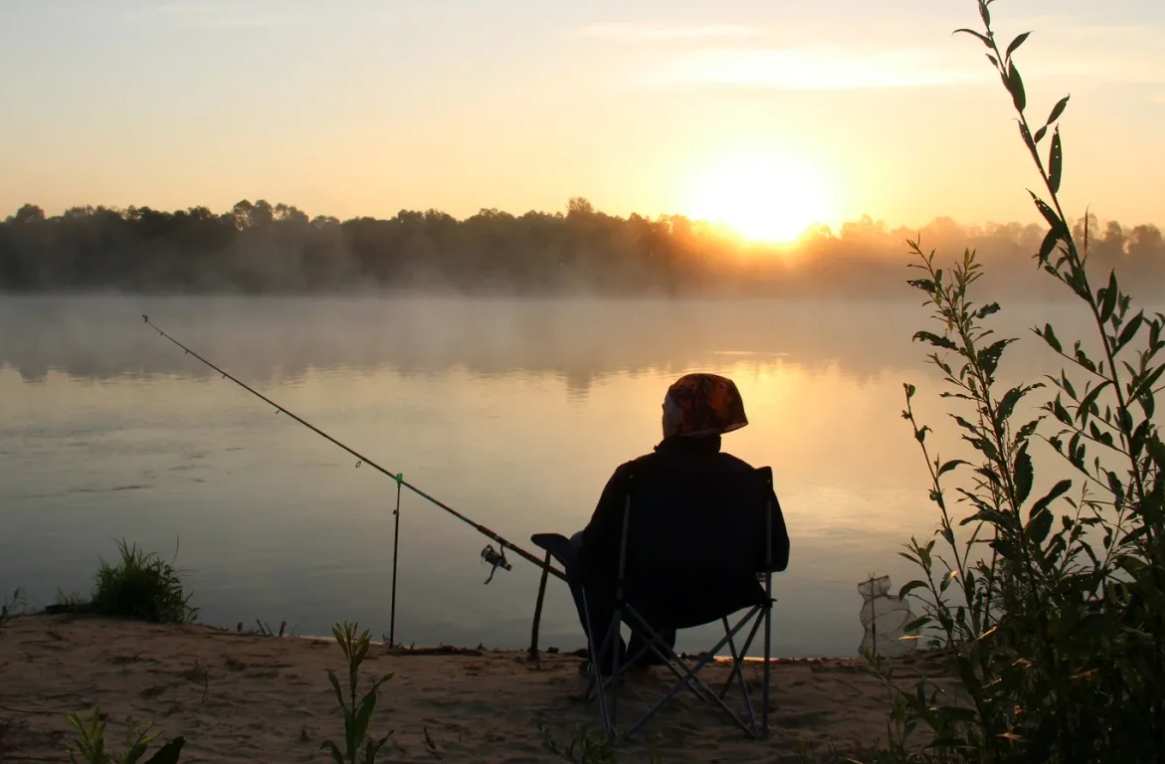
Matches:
[91,540,198,625]
[865,1,1165,762]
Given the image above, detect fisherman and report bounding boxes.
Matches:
[564,372,790,678]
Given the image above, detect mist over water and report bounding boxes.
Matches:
[0,293,1101,656]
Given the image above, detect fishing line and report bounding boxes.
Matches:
[141,315,566,585]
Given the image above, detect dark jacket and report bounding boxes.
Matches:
[574,435,790,584]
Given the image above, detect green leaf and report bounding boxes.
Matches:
[1048,128,1063,193]
[1005,31,1031,60]
[1018,121,1035,153]
[1075,344,1098,374]
[125,742,150,764]
[938,459,968,477]
[952,415,980,434]
[1089,422,1115,448]
[326,670,345,709]
[939,705,981,724]
[320,741,346,764]
[1068,432,1087,469]
[1117,406,1134,435]
[903,616,932,634]
[918,544,932,569]
[366,734,392,764]
[1046,95,1070,126]
[1031,193,1062,231]
[143,738,185,764]
[1016,417,1041,444]
[1130,363,1165,402]
[1027,509,1054,545]
[1132,418,1152,457]
[1036,225,1062,266]
[1039,323,1063,354]
[1147,437,1165,470]
[1014,446,1034,507]
[1106,470,1125,504]
[354,692,378,745]
[913,331,959,351]
[1033,124,1048,144]
[1099,271,1118,325]
[975,465,1003,488]
[898,580,929,600]
[977,436,1001,462]
[1007,61,1026,112]
[1117,311,1145,352]
[975,302,1002,319]
[996,385,1028,423]
[1076,380,1112,424]
[979,338,1014,377]
[1030,479,1071,518]
[954,28,993,48]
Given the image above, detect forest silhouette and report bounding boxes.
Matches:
[2,198,1162,299]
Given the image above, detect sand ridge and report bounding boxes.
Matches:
[0,614,954,763]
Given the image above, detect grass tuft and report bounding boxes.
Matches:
[0,588,25,638]
[90,539,197,625]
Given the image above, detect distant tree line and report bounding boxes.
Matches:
[1,198,1162,299]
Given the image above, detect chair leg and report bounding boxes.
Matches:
[720,616,758,738]
[608,604,623,736]
[720,613,764,701]
[624,624,714,704]
[762,600,772,740]
[582,592,619,740]
[619,605,762,742]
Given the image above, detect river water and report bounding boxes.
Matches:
[0,294,1090,657]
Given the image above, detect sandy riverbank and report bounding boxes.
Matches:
[0,614,955,763]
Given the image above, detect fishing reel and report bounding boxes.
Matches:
[480,544,512,585]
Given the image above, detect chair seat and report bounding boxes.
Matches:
[623,580,768,631]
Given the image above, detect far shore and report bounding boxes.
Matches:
[0,613,958,763]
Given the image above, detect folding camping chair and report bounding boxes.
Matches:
[533,462,782,743]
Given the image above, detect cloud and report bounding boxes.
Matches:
[952,18,1165,85]
[652,46,986,91]
[583,15,1165,93]
[578,23,764,42]
[128,2,312,29]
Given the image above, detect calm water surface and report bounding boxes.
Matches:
[0,294,1083,657]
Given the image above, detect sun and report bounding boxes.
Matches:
[683,152,833,244]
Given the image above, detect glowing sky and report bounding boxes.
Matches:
[1,0,1161,233]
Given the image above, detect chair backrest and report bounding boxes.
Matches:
[617,459,774,590]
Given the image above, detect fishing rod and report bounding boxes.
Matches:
[142,315,567,586]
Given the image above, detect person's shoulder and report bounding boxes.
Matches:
[594,453,656,500]
[717,451,761,472]
[617,451,661,473]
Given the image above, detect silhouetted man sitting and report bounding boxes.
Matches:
[559,373,790,678]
